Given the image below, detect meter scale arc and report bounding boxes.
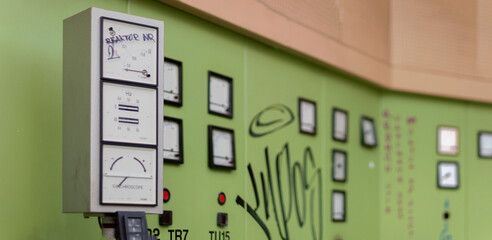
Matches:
[101,17,158,86]
[102,145,157,205]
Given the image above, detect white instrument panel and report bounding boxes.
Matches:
[62,7,163,213]
[102,145,157,205]
[101,18,158,85]
[102,82,157,145]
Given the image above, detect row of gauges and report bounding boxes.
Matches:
[161,59,234,225]
[330,109,377,223]
[437,126,492,158]
[163,58,232,118]
[163,58,236,170]
[301,102,378,148]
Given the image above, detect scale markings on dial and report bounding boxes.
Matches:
[101,18,158,85]
[102,145,157,205]
[102,82,157,145]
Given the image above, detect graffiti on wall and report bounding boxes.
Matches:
[236,104,323,240]
[382,110,417,237]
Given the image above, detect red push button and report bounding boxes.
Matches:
[163,188,171,203]
[218,192,226,205]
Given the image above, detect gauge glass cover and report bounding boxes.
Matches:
[101,145,157,205]
[102,82,156,145]
[332,191,345,222]
[101,18,158,85]
[333,150,346,182]
[209,126,235,169]
[479,132,492,158]
[208,72,232,118]
[333,108,348,141]
[163,58,182,105]
[361,117,377,147]
[438,126,459,155]
[299,99,316,135]
[163,117,183,164]
[438,161,459,189]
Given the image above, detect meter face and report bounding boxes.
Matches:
[208,126,235,169]
[102,82,157,145]
[333,109,347,141]
[102,145,157,205]
[299,99,316,135]
[163,117,183,164]
[438,127,458,155]
[208,72,232,118]
[479,132,492,158]
[438,162,459,189]
[362,117,377,147]
[332,191,345,221]
[333,150,346,182]
[163,58,182,105]
[101,18,158,85]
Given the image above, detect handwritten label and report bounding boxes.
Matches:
[382,110,417,237]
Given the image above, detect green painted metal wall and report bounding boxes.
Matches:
[1,0,492,239]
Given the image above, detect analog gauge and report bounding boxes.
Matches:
[163,117,183,164]
[208,71,233,118]
[208,125,236,170]
[102,82,157,145]
[163,58,182,106]
[333,108,348,142]
[438,126,459,155]
[101,18,158,85]
[299,98,316,135]
[332,150,347,182]
[361,117,377,147]
[101,145,157,205]
[478,132,492,158]
[438,161,459,189]
[332,190,346,222]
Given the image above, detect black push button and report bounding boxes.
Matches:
[217,212,228,227]
[159,211,173,226]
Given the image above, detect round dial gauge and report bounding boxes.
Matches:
[102,18,158,85]
[102,145,157,205]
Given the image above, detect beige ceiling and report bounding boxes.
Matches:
[160,0,492,103]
